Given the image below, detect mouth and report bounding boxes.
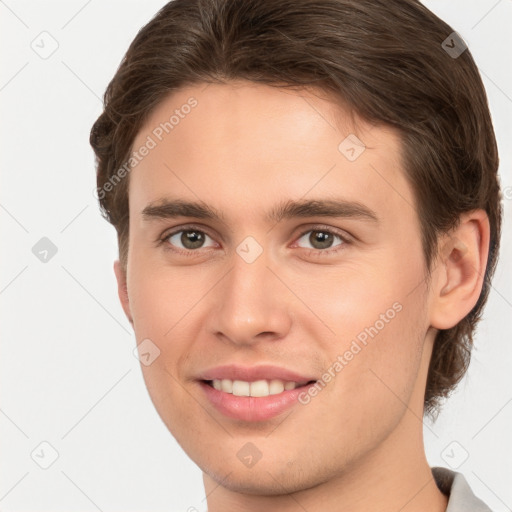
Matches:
[196,364,319,421]
[198,377,318,422]
[202,378,317,397]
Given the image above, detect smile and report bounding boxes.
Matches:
[199,378,317,422]
[207,378,313,397]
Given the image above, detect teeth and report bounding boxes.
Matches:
[221,379,233,393]
[232,380,250,396]
[210,378,306,397]
[269,379,284,394]
[248,379,268,397]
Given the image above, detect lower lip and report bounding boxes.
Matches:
[199,381,316,422]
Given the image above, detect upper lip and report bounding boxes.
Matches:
[197,364,317,383]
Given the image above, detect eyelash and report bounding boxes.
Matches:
[157,224,352,258]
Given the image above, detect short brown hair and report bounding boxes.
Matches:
[90,0,502,417]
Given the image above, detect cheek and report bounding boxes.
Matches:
[327,283,428,432]
[288,247,423,343]
[126,263,199,404]
[130,268,198,433]
[300,249,428,411]
[128,257,206,338]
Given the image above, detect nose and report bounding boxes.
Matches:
[207,247,293,347]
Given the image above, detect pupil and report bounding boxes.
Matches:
[182,231,204,249]
[311,231,332,249]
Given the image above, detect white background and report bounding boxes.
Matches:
[1,1,511,511]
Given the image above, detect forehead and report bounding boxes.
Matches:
[128,81,414,228]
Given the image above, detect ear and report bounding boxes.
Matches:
[429,209,490,330]
[113,260,134,326]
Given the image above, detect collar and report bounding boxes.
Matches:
[431,466,493,511]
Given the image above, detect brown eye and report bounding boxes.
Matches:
[296,229,345,251]
[165,229,215,250]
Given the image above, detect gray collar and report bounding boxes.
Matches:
[432,466,493,512]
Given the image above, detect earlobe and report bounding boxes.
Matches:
[430,210,490,330]
[113,260,134,326]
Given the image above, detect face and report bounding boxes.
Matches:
[117,81,436,494]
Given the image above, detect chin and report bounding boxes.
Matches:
[200,455,331,496]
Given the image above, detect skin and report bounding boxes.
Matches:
[114,80,489,511]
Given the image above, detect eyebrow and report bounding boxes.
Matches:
[141,198,379,225]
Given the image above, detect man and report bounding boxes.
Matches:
[90,0,502,510]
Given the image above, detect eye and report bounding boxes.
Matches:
[158,224,351,257]
[294,227,349,254]
[161,227,216,253]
